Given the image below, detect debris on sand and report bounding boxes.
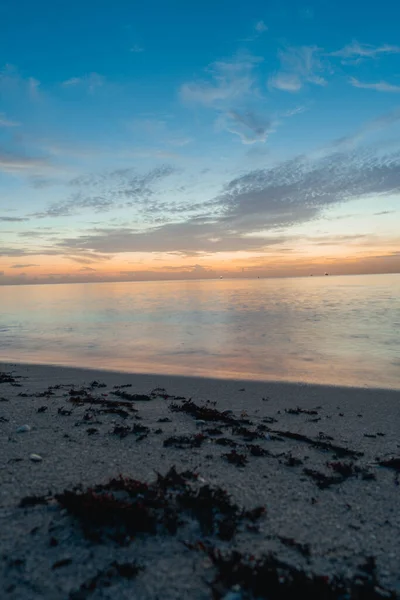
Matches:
[89,381,107,389]
[205,549,396,600]
[270,429,363,458]
[111,390,152,402]
[278,536,311,558]
[111,423,150,440]
[378,457,400,472]
[0,371,18,384]
[163,433,205,448]
[68,393,137,412]
[169,400,250,425]
[285,407,319,416]
[19,494,50,508]
[16,424,31,433]
[246,444,271,457]
[215,437,238,448]
[29,453,43,462]
[223,450,248,467]
[55,468,265,544]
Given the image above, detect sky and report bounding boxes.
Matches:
[0,0,399,285]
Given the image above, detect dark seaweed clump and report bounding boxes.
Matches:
[55,467,265,544]
[378,458,400,472]
[206,550,396,599]
[285,407,319,415]
[0,371,20,385]
[303,461,376,489]
[223,450,248,467]
[270,429,363,459]
[169,399,250,425]
[111,423,150,440]
[163,433,206,448]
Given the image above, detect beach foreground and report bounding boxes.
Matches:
[1,363,399,599]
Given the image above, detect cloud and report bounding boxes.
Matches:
[58,222,287,256]
[52,146,400,257]
[220,110,274,143]
[0,113,20,127]
[0,151,51,174]
[130,44,144,53]
[331,107,400,148]
[32,164,177,218]
[179,53,261,106]
[65,254,110,264]
[349,77,400,93]
[331,41,400,61]
[255,20,268,33]
[28,77,40,99]
[269,46,327,92]
[120,264,216,278]
[62,73,105,92]
[216,149,400,233]
[10,263,39,268]
[239,19,268,41]
[0,64,41,100]
[79,266,96,271]
[0,216,29,222]
[180,53,275,144]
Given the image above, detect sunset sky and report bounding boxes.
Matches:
[0,0,399,285]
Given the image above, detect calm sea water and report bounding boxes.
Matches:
[0,274,399,389]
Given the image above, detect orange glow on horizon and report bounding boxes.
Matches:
[1,239,399,285]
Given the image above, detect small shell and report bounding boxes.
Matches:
[16,424,31,433]
[29,454,43,462]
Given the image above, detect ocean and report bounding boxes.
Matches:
[1,273,399,389]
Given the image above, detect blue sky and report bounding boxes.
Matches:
[0,0,399,283]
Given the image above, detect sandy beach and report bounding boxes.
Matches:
[1,362,399,599]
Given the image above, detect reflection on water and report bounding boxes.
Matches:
[0,274,399,389]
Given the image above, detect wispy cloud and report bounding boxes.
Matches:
[349,77,400,93]
[331,41,400,61]
[0,151,51,174]
[255,20,268,33]
[180,53,261,106]
[0,215,29,222]
[62,73,105,92]
[130,44,144,53]
[180,53,276,144]
[0,113,20,127]
[269,46,327,92]
[0,64,41,100]
[239,19,268,42]
[219,110,274,143]
[32,165,178,218]
[331,107,400,148]
[10,263,39,268]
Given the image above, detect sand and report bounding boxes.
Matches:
[0,362,399,599]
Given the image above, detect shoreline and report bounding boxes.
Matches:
[3,360,400,393]
[1,362,399,599]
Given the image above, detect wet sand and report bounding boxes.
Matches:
[1,362,399,599]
